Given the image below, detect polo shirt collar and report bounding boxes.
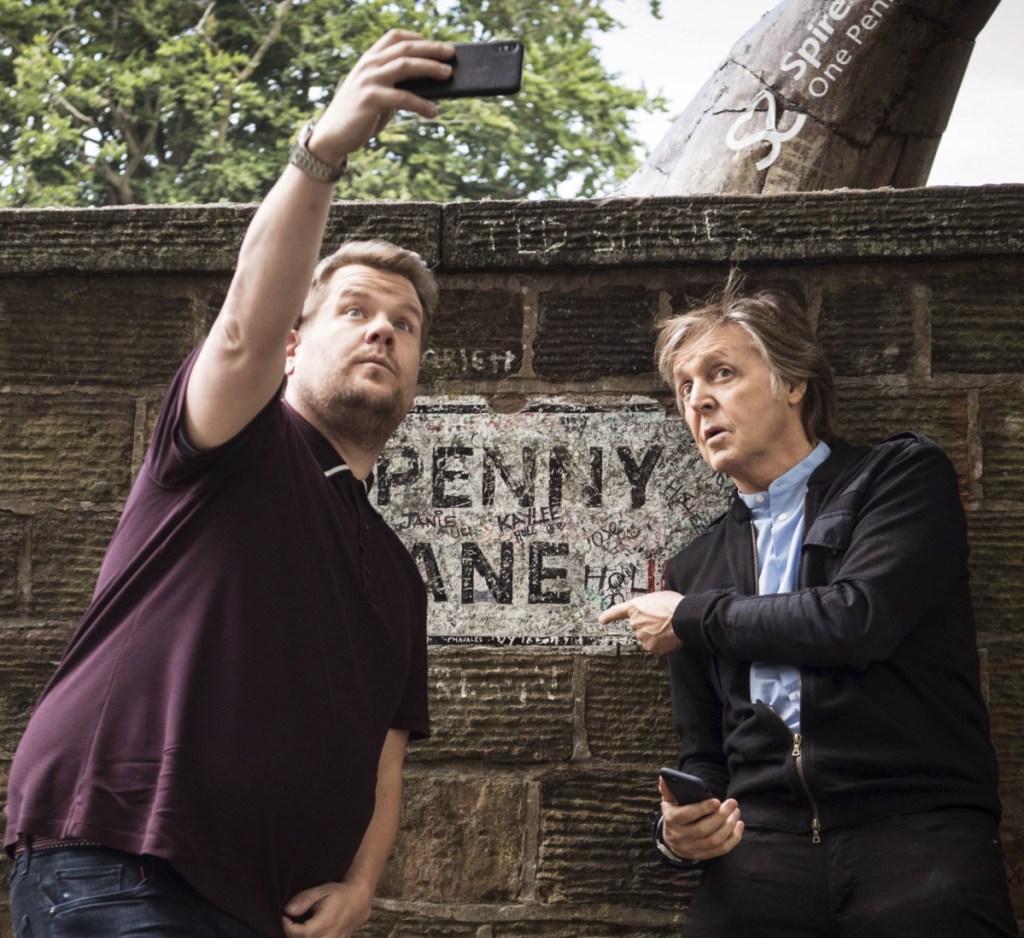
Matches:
[282,399,373,493]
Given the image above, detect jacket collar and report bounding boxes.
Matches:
[727,439,860,524]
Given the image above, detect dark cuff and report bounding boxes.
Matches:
[670,590,727,652]
[653,815,704,870]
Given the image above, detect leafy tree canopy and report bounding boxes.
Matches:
[0,0,664,205]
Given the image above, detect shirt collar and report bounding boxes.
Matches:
[282,399,372,493]
[736,441,832,511]
[771,440,831,493]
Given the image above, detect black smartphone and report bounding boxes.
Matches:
[659,767,713,805]
[397,40,524,99]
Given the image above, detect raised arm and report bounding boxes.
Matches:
[184,31,454,451]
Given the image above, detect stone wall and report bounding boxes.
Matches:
[1,187,1023,936]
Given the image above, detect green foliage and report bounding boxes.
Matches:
[0,0,664,205]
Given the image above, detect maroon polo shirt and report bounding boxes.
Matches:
[4,346,429,937]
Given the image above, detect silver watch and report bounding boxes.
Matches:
[289,122,348,183]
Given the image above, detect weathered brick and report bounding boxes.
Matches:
[834,386,969,487]
[666,272,808,322]
[420,286,524,383]
[535,768,697,911]
[357,912,479,937]
[412,649,574,763]
[0,393,135,501]
[969,510,1024,636]
[979,383,1024,501]
[585,652,677,762]
[442,190,1024,272]
[0,276,202,388]
[379,773,528,902]
[982,642,1024,789]
[0,511,27,615]
[534,287,658,380]
[0,622,74,755]
[931,261,1024,375]
[28,509,120,619]
[818,273,914,376]
[0,203,442,274]
[494,921,678,936]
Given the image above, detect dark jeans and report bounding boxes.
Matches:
[682,809,1020,937]
[9,843,263,937]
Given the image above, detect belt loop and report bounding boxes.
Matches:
[22,834,33,873]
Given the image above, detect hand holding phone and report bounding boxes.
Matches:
[659,767,713,805]
[396,40,524,99]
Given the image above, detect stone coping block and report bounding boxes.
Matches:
[2,187,1021,276]
[442,186,1024,270]
[0,202,442,275]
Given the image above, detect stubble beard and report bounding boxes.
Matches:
[305,380,410,454]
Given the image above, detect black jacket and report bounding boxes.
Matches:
[664,433,1002,837]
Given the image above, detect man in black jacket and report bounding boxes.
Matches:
[600,280,1018,936]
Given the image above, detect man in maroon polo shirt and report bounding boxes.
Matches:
[5,31,456,938]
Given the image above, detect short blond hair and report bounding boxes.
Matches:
[298,239,438,351]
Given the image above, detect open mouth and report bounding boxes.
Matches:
[704,427,725,443]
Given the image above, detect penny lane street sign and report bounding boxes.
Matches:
[372,399,730,646]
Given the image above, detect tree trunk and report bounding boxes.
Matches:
[618,0,1001,195]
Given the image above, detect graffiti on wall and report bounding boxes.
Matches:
[372,398,731,645]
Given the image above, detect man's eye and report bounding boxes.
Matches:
[715,367,733,379]
[344,307,365,318]
[395,319,412,333]
[679,383,692,399]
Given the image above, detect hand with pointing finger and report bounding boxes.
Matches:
[598,590,684,655]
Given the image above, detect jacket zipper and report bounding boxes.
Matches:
[751,498,821,844]
[748,521,759,594]
[792,733,822,843]
[794,494,820,842]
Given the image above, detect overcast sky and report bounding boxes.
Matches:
[596,0,1023,186]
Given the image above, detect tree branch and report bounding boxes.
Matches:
[196,0,216,35]
[50,89,97,128]
[236,1,291,85]
[217,1,292,142]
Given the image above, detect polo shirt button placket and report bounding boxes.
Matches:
[357,510,371,583]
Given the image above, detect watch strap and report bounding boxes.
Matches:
[289,122,348,184]
[654,815,701,869]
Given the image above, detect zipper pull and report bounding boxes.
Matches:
[812,817,822,845]
[792,732,801,758]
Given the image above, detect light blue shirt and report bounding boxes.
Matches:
[739,442,831,733]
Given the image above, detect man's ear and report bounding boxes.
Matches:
[285,329,300,376]
[787,380,807,406]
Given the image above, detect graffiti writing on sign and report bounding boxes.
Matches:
[372,399,730,645]
[727,0,894,169]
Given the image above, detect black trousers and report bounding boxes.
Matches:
[682,809,1019,938]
